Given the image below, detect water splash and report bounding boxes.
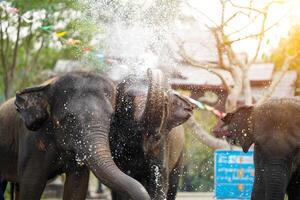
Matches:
[79,0,180,76]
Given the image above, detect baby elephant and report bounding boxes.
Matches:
[219,98,300,200]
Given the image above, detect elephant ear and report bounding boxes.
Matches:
[166,92,194,130]
[221,112,235,124]
[221,105,254,153]
[222,105,253,125]
[15,84,50,131]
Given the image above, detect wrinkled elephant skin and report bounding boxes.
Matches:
[219,98,300,200]
[0,72,150,200]
[110,69,194,200]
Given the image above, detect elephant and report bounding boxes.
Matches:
[0,71,151,200]
[218,98,300,200]
[109,69,195,200]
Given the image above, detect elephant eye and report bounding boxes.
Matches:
[61,112,77,124]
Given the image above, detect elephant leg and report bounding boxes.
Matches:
[14,183,20,200]
[63,167,89,200]
[251,168,265,200]
[251,147,265,200]
[0,180,6,200]
[111,191,129,200]
[287,183,300,200]
[10,183,14,200]
[18,151,48,200]
[1,181,7,195]
[19,170,47,200]
[264,158,289,200]
[287,171,300,200]
[167,152,183,200]
[0,179,4,200]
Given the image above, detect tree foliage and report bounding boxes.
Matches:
[0,0,93,100]
[270,24,300,96]
[177,0,295,191]
[271,24,300,74]
[179,110,217,192]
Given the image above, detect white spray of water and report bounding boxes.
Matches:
[79,0,180,77]
[77,1,180,196]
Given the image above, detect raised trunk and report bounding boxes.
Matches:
[83,122,150,200]
[140,69,170,199]
[143,69,168,132]
[265,159,289,200]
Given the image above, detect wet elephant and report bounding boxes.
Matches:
[218,98,300,200]
[0,71,150,200]
[110,69,194,200]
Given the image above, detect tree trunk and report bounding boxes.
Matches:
[242,67,253,106]
[4,73,13,100]
[226,67,243,112]
[257,55,293,105]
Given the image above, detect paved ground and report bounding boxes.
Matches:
[44,175,215,200]
[177,192,214,200]
[46,192,214,200]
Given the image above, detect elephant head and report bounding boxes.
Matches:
[15,72,150,200]
[115,69,194,153]
[218,105,254,152]
[112,69,194,199]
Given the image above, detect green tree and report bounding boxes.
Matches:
[271,24,300,75]
[179,110,217,192]
[0,0,92,100]
[270,24,300,95]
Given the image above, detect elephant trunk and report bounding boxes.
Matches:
[142,69,170,199]
[143,69,169,133]
[82,121,150,200]
[265,159,289,200]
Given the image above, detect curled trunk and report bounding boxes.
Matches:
[143,69,169,133]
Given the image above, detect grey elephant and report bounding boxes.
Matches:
[110,69,194,200]
[218,98,300,200]
[0,72,150,200]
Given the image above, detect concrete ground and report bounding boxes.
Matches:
[88,175,215,200]
[44,174,215,200]
[86,190,215,200]
[46,192,214,200]
[177,192,214,200]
